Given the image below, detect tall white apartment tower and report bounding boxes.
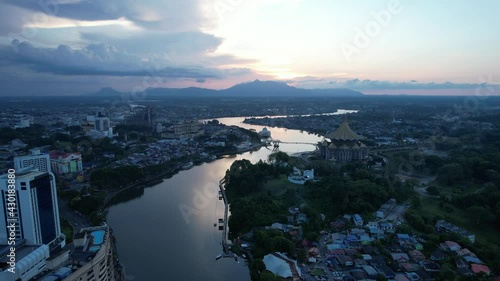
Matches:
[14,148,51,173]
[0,170,64,247]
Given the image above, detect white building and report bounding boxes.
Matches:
[0,243,50,281]
[288,168,315,185]
[263,252,302,281]
[0,170,64,247]
[14,148,51,173]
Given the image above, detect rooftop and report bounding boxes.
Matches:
[326,119,363,141]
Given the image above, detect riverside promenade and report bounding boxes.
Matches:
[218,178,233,257]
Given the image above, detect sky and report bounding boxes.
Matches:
[0,0,499,96]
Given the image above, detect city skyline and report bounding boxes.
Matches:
[0,0,499,96]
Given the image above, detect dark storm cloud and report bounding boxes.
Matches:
[3,0,209,30]
[0,40,220,79]
[0,40,255,84]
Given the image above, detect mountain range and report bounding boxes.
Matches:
[89,80,364,97]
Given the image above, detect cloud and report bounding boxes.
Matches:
[0,40,241,79]
[80,31,222,56]
[3,0,214,31]
[291,77,496,91]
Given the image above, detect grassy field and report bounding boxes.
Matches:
[310,268,325,276]
[433,182,484,198]
[420,197,500,245]
[261,176,303,196]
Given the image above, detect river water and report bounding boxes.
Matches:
[106,110,355,281]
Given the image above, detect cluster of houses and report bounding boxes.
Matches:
[257,205,496,281]
[112,125,256,168]
[302,213,495,281]
[435,220,475,243]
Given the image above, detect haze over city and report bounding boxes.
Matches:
[1,0,499,96]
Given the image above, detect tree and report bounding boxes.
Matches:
[411,196,421,209]
[467,206,493,224]
[297,249,307,263]
[437,163,464,185]
[268,151,289,164]
[260,271,281,281]
[426,185,440,196]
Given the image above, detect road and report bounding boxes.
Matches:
[58,197,91,232]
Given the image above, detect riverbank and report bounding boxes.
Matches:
[101,141,266,210]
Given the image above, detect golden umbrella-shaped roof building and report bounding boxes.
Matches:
[318,119,369,162]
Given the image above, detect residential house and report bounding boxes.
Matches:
[394,273,410,281]
[464,256,483,264]
[332,233,346,244]
[456,248,476,257]
[415,269,433,281]
[296,213,308,224]
[421,260,440,273]
[353,214,364,227]
[362,265,378,278]
[336,255,354,267]
[380,222,394,232]
[455,258,468,269]
[396,233,410,241]
[439,241,461,252]
[354,259,368,268]
[376,265,395,279]
[405,272,420,281]
[430,250,447,261]
[408,250,425,262]
[400,263,420,272]
[350,269,369,281]
[391,253,410,263]
[367,221,378,229]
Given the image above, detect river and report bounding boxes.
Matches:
[106,110,355,281]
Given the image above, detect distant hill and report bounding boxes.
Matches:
[221,80,363,97]
[88,80,364,97]
[92,87,123,97]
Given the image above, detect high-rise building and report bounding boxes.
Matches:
[126,105,154,128]
[86,116,114,138]
[95,117,110,132]
[63,226,118,281]
[0,170,63,246]
[174,121,204,140]
[13,148,51,173]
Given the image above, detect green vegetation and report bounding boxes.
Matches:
[0,125,52,147]
[307,174,413,220]
[60,218,74,243]
[90,165,144,190]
